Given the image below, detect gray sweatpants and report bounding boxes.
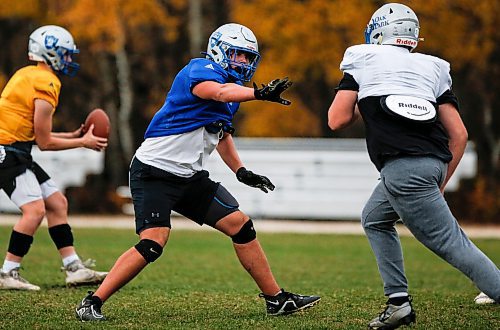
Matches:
[361,156,500,301]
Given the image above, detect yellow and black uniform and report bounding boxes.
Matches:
[0,65,61,188]
[0,65,60,144]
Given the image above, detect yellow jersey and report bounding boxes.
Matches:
[0,65,61,144]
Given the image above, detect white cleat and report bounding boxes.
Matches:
[64,259,108,287]
[0,268,40,291]
[474,292,496,305]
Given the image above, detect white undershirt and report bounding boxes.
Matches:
[134,127,220,178]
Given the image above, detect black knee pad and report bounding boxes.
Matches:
[8,230,34,257]
[134,239,163,263]
[231,219,257,244]
[48,224,74,249]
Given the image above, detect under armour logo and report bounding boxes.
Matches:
[151,212,160,217]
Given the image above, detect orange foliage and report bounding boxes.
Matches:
[411,0,499,70]
[59,0,186,53]
[0,0,40,19]
[466,176,500,221]
[229,0,500,136]
[230,0,373,136]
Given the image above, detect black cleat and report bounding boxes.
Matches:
[259,289,321,315]
[75,291,106,322]
[368,296,416,330]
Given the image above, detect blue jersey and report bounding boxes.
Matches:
[144,58,241,138]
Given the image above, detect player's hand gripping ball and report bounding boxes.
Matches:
[83,108,110,138]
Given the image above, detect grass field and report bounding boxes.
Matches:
[0,225,498,329]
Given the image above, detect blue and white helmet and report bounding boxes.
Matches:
[28,25,80,76]
[206,23,260,82]
[365,3,420,51]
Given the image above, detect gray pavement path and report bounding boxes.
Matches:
[1,214,500,238]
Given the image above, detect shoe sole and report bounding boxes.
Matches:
[269,297,321,316]
[369,312,416,330]
[67,278,106,287]
[474,297,497,304]
[67,274,108,287]
[0,285,40,291]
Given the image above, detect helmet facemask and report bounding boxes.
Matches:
[223,46,260,82]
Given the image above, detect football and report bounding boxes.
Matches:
[83,108,110,139]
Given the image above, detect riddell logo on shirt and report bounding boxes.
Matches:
[395,38,417,46]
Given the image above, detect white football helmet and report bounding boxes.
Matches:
[28,25,80,76]
[365,3,420,51]
[205,23,260,82]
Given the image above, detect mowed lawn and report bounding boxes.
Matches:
[0,224,498,329]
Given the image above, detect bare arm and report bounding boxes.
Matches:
[216,133,244,173]
[51,124,84,138]
[34,99,108,151]
[193,81,255,103]
[438,103,468,191]
[327,90,359,131]
[216,133,275,193]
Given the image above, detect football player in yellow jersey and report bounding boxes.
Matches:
[0,25,108,290]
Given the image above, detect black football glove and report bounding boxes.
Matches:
[253,77,293,105]
[236,167,275,193]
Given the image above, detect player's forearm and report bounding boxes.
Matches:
[216,135,244,173]
[51,132,77,138]
[214,83,255,103]
[36,136,85,151]
[441,136,467,190]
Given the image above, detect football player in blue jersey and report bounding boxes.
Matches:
[75,23,320,321]
[328,3,499,329]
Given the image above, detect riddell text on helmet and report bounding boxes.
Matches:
[395,38,417,46]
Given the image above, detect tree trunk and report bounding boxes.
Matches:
[189,0,203,57]
[115,46,134,162]
[98,54,125,187]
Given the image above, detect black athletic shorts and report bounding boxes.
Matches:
[129,157,239,234]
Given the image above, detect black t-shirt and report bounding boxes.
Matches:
[337,72,455,171]
[357,96,452,171]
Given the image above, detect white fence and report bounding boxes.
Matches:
[0,147,104,213]
[1,139,477,220]
[119,138,475,220]
[201,138,476,219]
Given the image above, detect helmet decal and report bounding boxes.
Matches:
[44,35,58,50]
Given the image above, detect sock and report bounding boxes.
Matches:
[388,292,409,306]
[62,254,80,267]
[269,289,283,297]
[2,260,21,273]
[91,295,103,308]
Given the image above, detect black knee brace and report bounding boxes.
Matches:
[8,230,34,257]
[134,239,163,263]
[48,224,74,249]
[231,219,257,244]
